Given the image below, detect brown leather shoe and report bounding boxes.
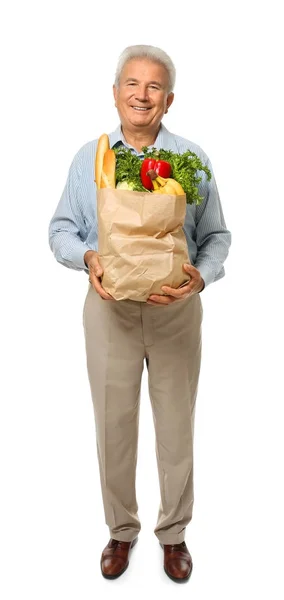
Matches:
[160,541,193,583]
[100,537,138,579]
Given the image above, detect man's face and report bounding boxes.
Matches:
[113,58,174,132]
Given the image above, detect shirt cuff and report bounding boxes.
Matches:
[71,244,92,270]
[195,264,215,288]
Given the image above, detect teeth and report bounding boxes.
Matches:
[133,107,149,111]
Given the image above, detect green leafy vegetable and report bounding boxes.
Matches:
[113,146,149,192]
[116,181,137,191]
[142,147,212,205]
[113,144,212,204]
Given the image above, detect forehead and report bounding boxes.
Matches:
[120,58,169,85]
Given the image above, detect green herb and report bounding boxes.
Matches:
[113,144,212,204]
[142,147,212,205]
[113,146,149,192]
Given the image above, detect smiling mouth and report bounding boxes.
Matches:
[132,106,151,111]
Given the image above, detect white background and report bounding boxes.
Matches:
[1,0,283,598]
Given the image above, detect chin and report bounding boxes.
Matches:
[132,116,151,123]
[128,118,150,128]
[129,114,155,125]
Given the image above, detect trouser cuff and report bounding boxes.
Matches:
[155,531,185,544]
[109,528,140,542]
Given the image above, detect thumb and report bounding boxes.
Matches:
[90,262,103,277]
[183,263,194,272]
[95,265,103,276]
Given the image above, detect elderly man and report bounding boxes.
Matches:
[49,44,231,583]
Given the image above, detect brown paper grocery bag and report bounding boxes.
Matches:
[97,188,191,302]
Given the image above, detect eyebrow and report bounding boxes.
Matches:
[125,78,163,88]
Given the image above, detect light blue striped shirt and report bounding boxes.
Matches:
[48,123,231,287]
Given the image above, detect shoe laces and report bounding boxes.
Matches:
[169,541,186,552]
[111,539,129,550]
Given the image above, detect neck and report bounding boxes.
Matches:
[121,125,161,153]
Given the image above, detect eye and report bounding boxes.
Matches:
[149,85,159,90]
[127,82,137,86]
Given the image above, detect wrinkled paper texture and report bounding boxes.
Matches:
[97,188,191,301]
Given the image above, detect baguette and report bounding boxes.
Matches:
[100,149,116,189]
[95,133,110,188]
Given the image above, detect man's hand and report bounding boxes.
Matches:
[146,264,204,306]
[84,250,115,301]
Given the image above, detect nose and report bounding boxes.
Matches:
[134,84,149,102]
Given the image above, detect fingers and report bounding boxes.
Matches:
[182,280,200,295]
[87,253,114,300]
[161,277,194,298]
[89,272,114,300]
[85,251,103,277]
[147,294,182,305]
[157,280,200,300]
[182,263,204,294]
[161,285,190,299]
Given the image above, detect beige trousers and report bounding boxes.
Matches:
[83,284,203,544]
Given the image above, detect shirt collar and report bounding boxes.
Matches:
[108,122,175,155]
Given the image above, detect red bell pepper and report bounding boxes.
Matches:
[140,158,171,190]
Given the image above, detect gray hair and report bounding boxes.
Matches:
[114,45,176,93]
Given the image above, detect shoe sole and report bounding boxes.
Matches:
[159,542,193,583]
[101,537,138,579]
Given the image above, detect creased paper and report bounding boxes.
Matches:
[97,188,191,301]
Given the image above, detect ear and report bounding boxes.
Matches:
[165,92,174,114]
[113,84,118,107]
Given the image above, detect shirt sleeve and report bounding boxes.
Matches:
[194,159,231,287]
[48,149,91,271]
